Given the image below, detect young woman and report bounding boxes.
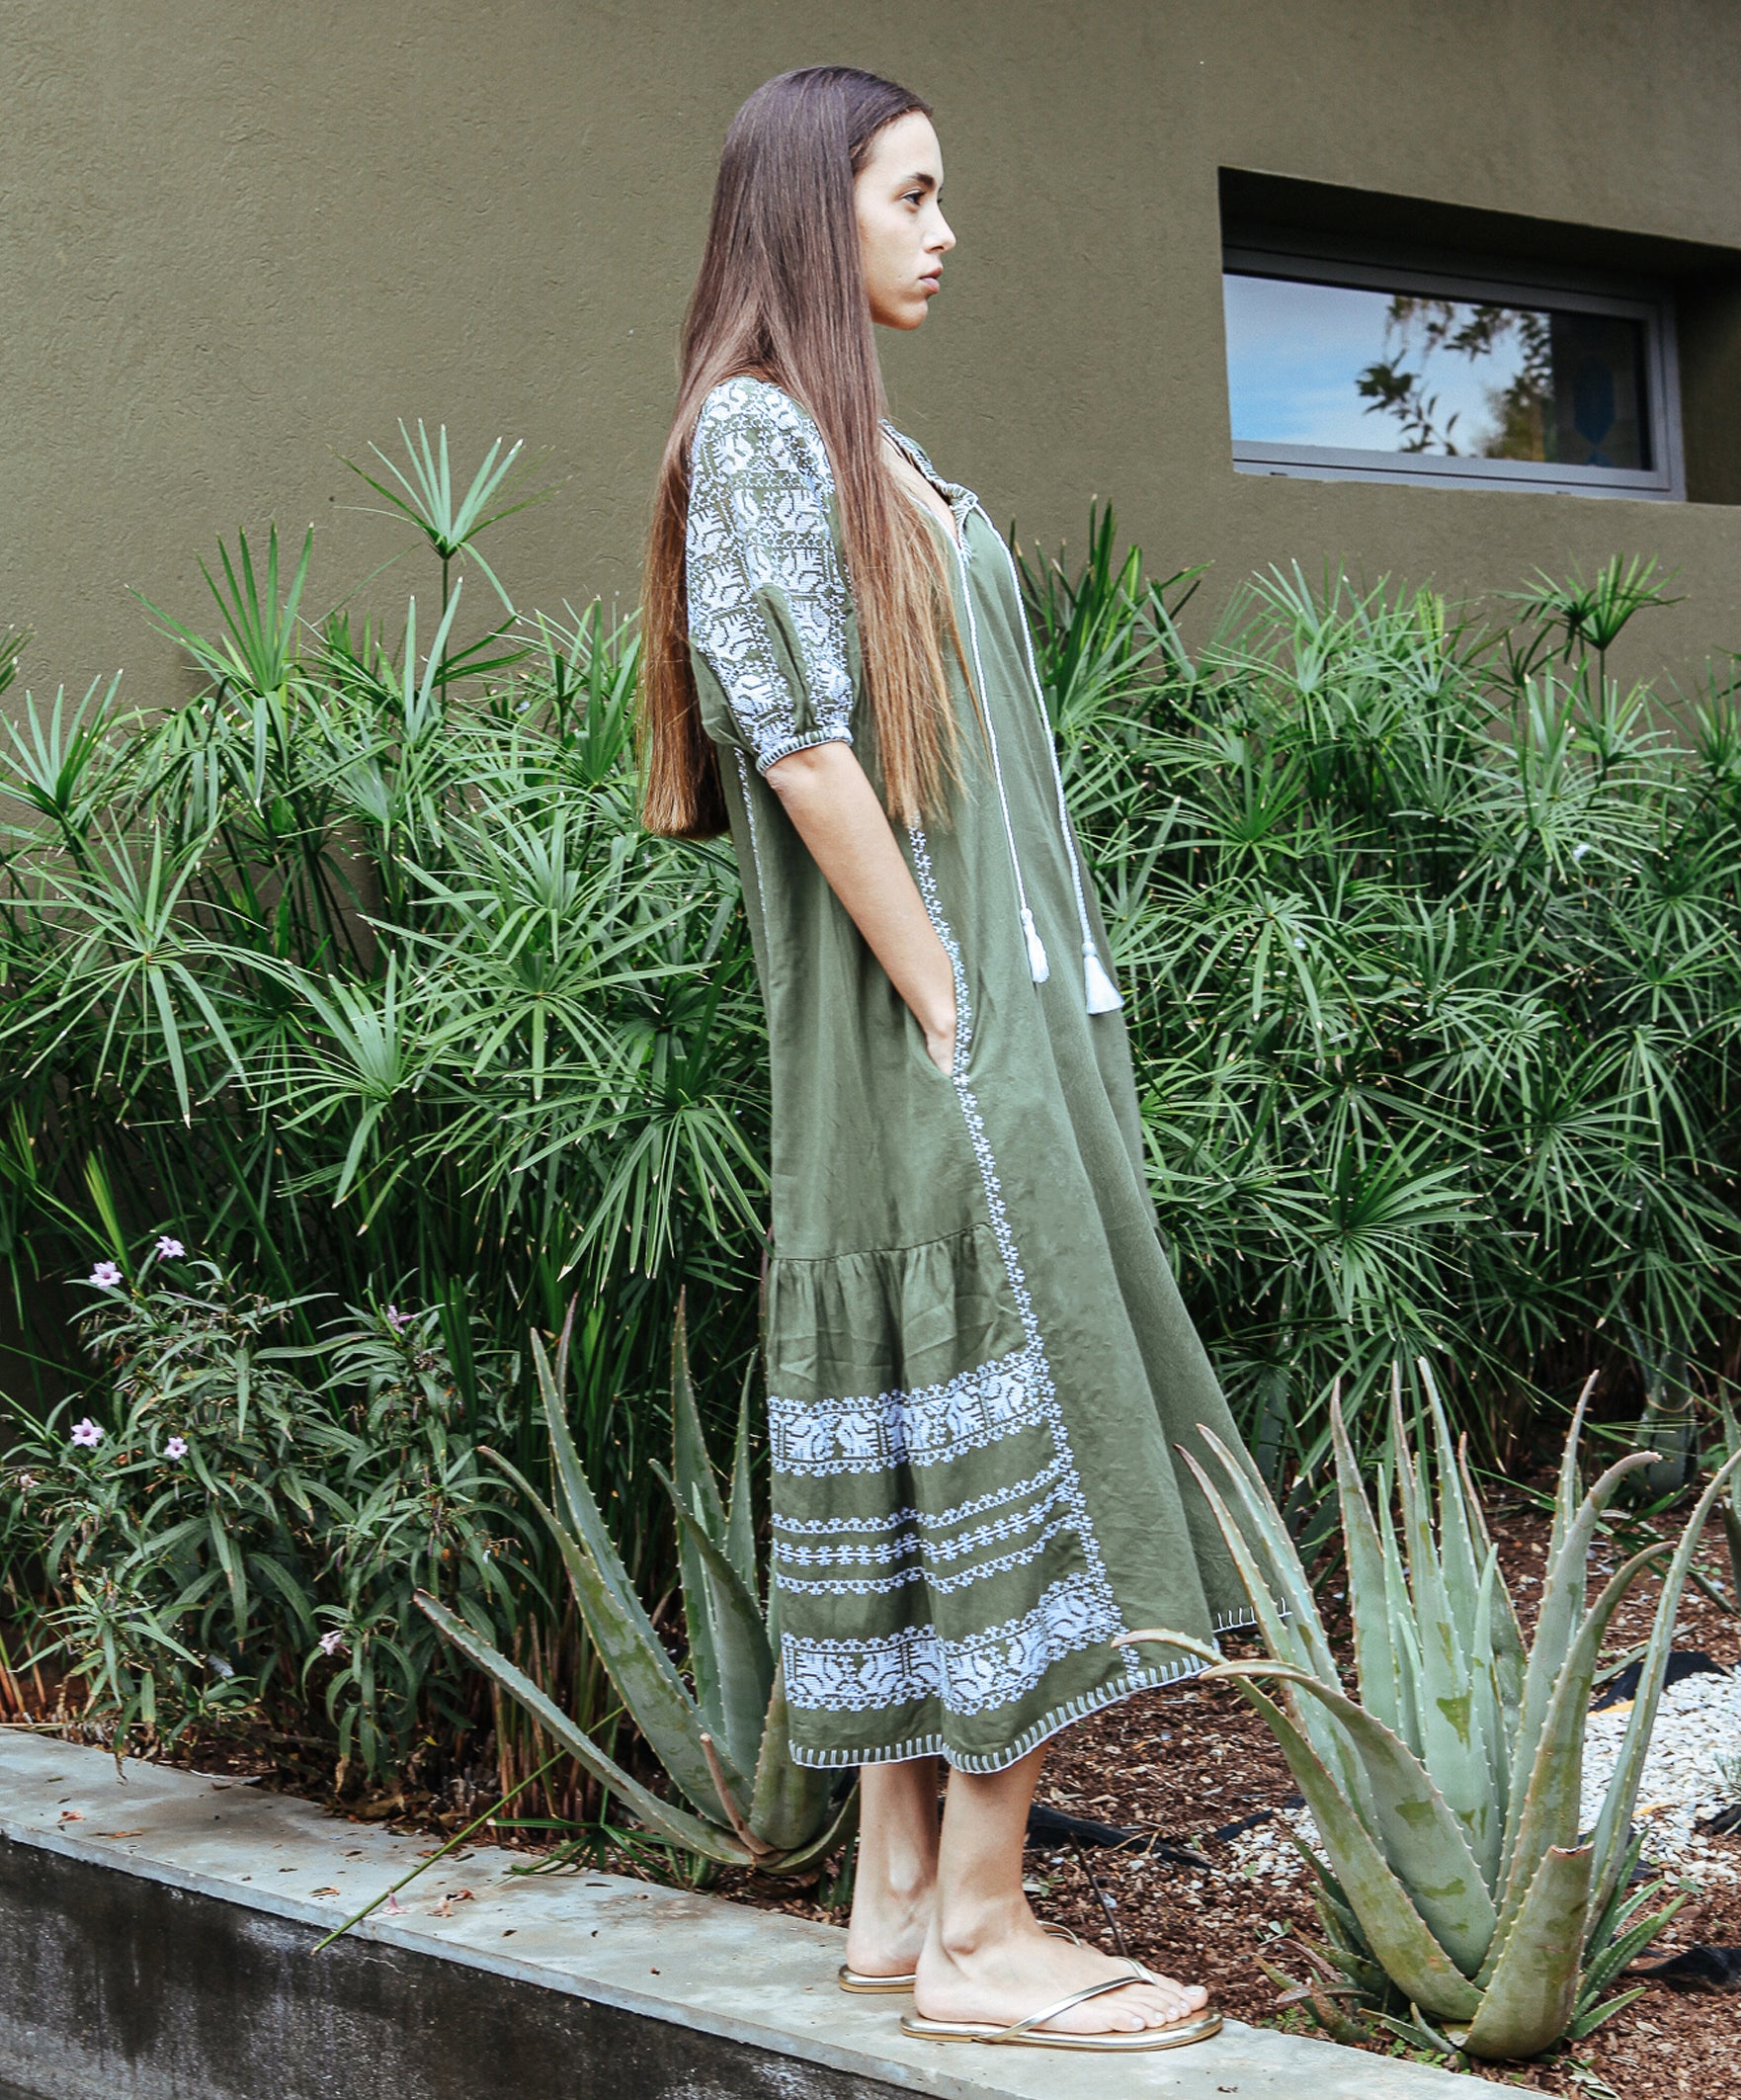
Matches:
[642,66,1254,2052]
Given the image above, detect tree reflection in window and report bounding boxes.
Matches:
[1357,297,1551,456]
[1355,296,1647,469]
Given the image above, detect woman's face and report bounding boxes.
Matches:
[855,111,954,330]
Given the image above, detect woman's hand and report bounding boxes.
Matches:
[764,741,957,1072]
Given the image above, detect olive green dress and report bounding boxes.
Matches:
[685,376,1255,1772]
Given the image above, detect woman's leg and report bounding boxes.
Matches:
[844,1756,942,1977]
[913,1746,1208,2034]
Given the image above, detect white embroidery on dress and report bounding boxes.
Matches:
[773,1459,1064,1536]
[783,1571,1121,1716]
[686,378,856,773]
[776,1481,1070,1572]
[773,1512,1075,1587]
[769,1343,1048,1476]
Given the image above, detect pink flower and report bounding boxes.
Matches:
[385,1305,414,1333]
[69,1418,104,1449]
[155,1235,185,1259]
[164,1436,189,1461]
[318,1630,348,1658]
[16,1472,36,1491]
[88,1261,123,1289]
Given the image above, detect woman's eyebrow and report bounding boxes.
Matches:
[902,171,938,193]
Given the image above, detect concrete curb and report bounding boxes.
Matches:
[0,1729,1480,2098]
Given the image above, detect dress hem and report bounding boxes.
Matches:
[785,1607,1263,1776]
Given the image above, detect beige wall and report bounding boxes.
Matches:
[7,0,1741,712]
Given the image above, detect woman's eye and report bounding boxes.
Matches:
[902,190,923,208]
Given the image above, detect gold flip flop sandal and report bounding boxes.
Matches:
[900,1968,1222,2052]
[838,1921,1081,1993]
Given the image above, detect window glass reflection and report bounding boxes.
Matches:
[1224,274,1649,470]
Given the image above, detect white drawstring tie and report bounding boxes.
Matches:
[890,424,1122,1012]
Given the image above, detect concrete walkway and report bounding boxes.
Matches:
[0,1728,1479,2100]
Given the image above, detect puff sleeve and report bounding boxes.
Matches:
[685,378,859,772]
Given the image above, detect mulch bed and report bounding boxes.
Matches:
[11,1500,1741,2097]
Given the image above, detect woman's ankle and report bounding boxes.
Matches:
[934,1890,1032,1962]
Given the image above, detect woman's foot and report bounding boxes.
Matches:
[914,1905,1208,2035]
[844,1878,934,1980]
[845,1757,943,1979]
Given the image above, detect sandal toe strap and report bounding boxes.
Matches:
[986,1970,1146,2044]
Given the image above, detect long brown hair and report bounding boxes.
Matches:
[640,66,962,839]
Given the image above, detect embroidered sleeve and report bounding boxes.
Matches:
[685,378,857,772]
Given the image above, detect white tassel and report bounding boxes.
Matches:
[1021,906,1050,983]
[1083,940,1122,1013]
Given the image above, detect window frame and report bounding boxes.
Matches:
[1223,239,1686,501]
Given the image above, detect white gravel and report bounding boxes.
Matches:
[1217,1664,1741,1890]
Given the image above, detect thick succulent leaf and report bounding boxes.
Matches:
[1179,1440,1369,1814]
[1548,1374,1600,1567]
[1578,1888,1685,2005]
[528,1332,680,1686]
[1210,1661,1496,1977]
[761,1782,861,1878]
[747,1660,836,1854]
[1379,1480,1424,1753]
[670,1298,730,1542]
[414,1589,749,1866]
[1391,1393,1500,1882]
[667,1304,730,1748]
[724,1364,758,1597]
[1194,1427,1341,1687]
[1459,1845,1593,2060]
[1331,1391,1401,1735]
[655,1463,775,1783]
[1458,1439,1527,1731]
[1468,1548,1509,1836]
[1501,1446,1655,1877]
[1417,1361,1484,1638]
[1213,1672,1481,2021]
[1566,1985,1647,2043]
[1587,1449,1741,1924]
[1490,1543,1662,1956]
[483,1445,733,1819]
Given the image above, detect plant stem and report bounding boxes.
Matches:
[310,1748,564,1954]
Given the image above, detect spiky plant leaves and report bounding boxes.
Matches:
[1211,1662,1496,1975]
[1330,1391,1403,1737]
[1585,1448,1741,1923]
[653,1467,774,1786]
[746,1660,834,1855]
[1458,1844,1593,2061]
[478,1441,732,1820]
[1215,1673,1482,2022]
[1174,1435,1370,1815]
[1486,1543,1666,1965]
[723,1363,758,1597]
[414,1589,748,1865]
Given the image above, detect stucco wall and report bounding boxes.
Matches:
[6,0,1741,713]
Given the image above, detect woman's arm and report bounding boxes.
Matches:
[764,741,956,1074]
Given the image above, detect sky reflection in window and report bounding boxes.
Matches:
[1224,274,1649,470]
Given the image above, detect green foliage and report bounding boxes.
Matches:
[1120,1367,1734,2059]
[0,1240,536,1774]
[0,426,769,1639]
[417,1300,857,1872]
[1025,524,1741,1471]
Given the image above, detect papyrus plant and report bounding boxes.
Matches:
[418,1302,856,1872]
[1122,1367,1741,2061]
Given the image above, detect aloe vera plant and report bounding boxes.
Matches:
[417,1303,855,1872]
[1122,1366,1741,2061]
